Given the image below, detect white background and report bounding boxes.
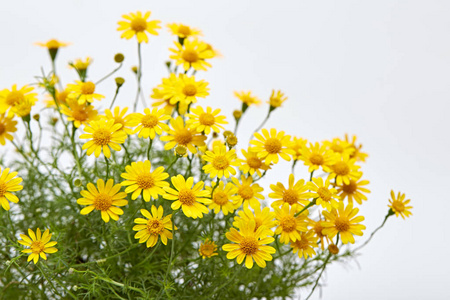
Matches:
[1,1,449,299]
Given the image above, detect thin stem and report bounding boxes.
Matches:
[37,264,63,298]
[310,170,315,181]
[295,199,317,217]
[166,156,179,173]
[95,63,123,85]
[133,43,142,112]
[109,85,120,109]
[147,138,153,161]
[355,209,394,252]
[251,110,271,140]
[305,253,332,300]
[105,156,110,179]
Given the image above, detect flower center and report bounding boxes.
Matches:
[238,185,254,200]
[136,173,155,190]
[174,128,193,145]
[283,189,299,205]
[212,156,229,170]
[239,236,258,255]
[31,241,45,253]
[213,191,229,205]
[182,49,199,63]
[264,138,282,154]
[131,17,147,32]
[178,188,196,206]
[93,128,112,146]
[333,162,350,176]
[6,91,24,106]
[0,123,5,135]
[0,182,7,197]
[46,39,61,49]
[93,193,112,211]
[178,25,191,36]
[280,215,297,232]
[292,238,309,250]
[317,187,332,202]
[247,157,262,169]
[309,153,324,165]
[142,114,159,128]
[146,219,164,234]
[270,98,282,107]
[199,113,215,126]
[313,223,325,238]
[392,201,405,212]
[80,82,96,95]
[335,217,350,232]
[72,109,88,122]
[342,180,357,194]
[182,84,198,97]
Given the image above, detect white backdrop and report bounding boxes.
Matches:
[1,1,449,299]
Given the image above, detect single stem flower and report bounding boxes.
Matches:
[133,206,175,247]
[18,228,58,264]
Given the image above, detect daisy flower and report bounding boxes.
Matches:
[67,81,104,105]
[45,88,70,108]
[250,128,294,165]
[35,39,69,50]
[169,39,214,71]
[233,202,276,237]
[336,178,371,205]
[169,75,210,113]
[299,142,339,173]
[18,228,58,264]
[101,107,135,135]
[324,137,355,157]
[307,177,341,211]
[186,106,227,134]
[269,174,309,210]
[388,190,413,219]
[239,149,270,177]
[309,218,331,250]
[129,107,170,139]
[0,84,38,115]
[60,99,99,128]
[327,154,362,186]
[133,206,174,248]
[199,239,218,259]
[268,90,287,108]
[167,23,202,39]
[202,144,238,179]
[234,91,261,107]
[231,175,264,209]
[274,203,308,244]
[160,116,206,154]
[289,137,308,161]
[0,114,17,145]
[80,119,127,158]
[205,181,237,215]
[345,134,369,162]
[290,231,318,259]
[0,167,23,211]
[117,11,161,43]
[322,202,366,244]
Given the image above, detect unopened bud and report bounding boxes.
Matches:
[115,77,125,88]
[68,268,74,274]
[33,114,40,121]
[73,178,82,187]
[131,66,138,74]
[223,130,233,138]
[175,145,187,157]
[233,110,242,120]
[328,244,339,255]
[73,285,78,291]
[226,135,238,147]
[212,132,219,139]
[114,53,125,63]
[50,117,59,126]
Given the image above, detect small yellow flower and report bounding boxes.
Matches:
[233,202,276,237]
[186,106,227,135]
[169,39,214,71]
[345,134,369,162]
[274,203,308,244]
[77,179,128,223]
[70,57,92,70]
[239,149,270,177]
[324,137,355,157]
[309,218,330,250]
[289,137,308,161]
[268,90,287,108]
[45,88,70,108]
[290,231,318,259]
[160,116,206,154]
[11,98,33,117]
[167,23,202,38]
[169,75,210,113]
[129,107,170,139]
[231,175,264,209]
[163,175,211,219]
[327,154,362,186]
[18,228,58,264]
[250,128,294,165]
[234,91,261,106]
[388,190,413,219]
[199,238,218,259]
[223,220,276,269]
[269,174,309,210]
[133,206,174,248]
[322,202,366,244]
[307,177,341,211]
[60,99,99,128]
[0,84,38,116]
[102,106,135,135]
[336,178,371,205]
[0,167,23,211]
[206,181,237,215]
[117,11,161,43]
[35,39,69,49]
[121,160,169,202]
[202,144,238,179]
[80,119,127,158]
[67,81,105,105]
[299,142,339,173]
[0,114,17,145]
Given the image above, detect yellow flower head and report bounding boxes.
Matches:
[70,57,92,70]
[121,160,169,202]
[169,75,210,114]
[19,228,58,264]
[80,119,127,158]
[0,84,38,116]
[274,203,308,244]
[169,39,214,71]
[290,231,318,259]
[60,99,99,128]
[206,181,237,215]
[239,148,270,177]
[0,114,17,145]
[234,91,261,107]
[67,81,105,105]
[388,190,413,219]
[35,39,69,49]
[231,175,264,209]
[11,97,33,117]
[160,116,206,154]
[309,218,330,250]
[45,88,70,108]
[327,154,362,186]
[202,144,238,179]
[250,128,294,165]
[133,206,174,248]
[336,178,371,205]
[322,202,366,244]
[289,137,308,161]
[163,175,211,219]
[223,220,276,269]
[0,167,23,211]
[117,11,161,43]
[101,106,135,135]
[299,142,339,173]
[187,106,227,135]
[77,179,128,223]
[233,202,276,237]
[324,137,355,157]
[269,174,309,210]
[345,134,369,162]
[199,238,218,259]
[307,177,341,211]
[151,89,176,115]
[268,90,287,108]
[129,107,170,139]
[167,23,202,39]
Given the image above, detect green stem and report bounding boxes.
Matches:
[147,138,153,161]
[295,199,317,217]
[133,43,142,112]
[96,63,123,85]
[109,85,120,109]
[355,209,394,252]
[305,253,332,300]
[310,170,315,181]
[105,156,110,180]
[166,156,179,173]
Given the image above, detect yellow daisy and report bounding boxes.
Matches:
[324,137,355,157]
[231,175,264,209]
[0,114,17,145]
[239,148,270,177]
[120,160,169,202]
[70,57,92,71]
[290,231,318,259]
[133,206,174,247]
[199,238,218,259]
[117,11,161,43]
[322,202,366,244]
[186,106,227,135]
[274,203,308,244]
[345,134,369,162]
[77,179,128,223]
[11,97,33,117]
[309,218,330,250]
[205,181,237,215]
[223,220,276,269]
[0,167,23,211]
[18,228,58,264]
[299,142,339,173]
[35,39,69,49]
[327,154,362,186]
[45,88,70,108]
[234,91,261,107]
[269,174,309,210]
[202,144,238,179]
[169,75,210,113]
[169,39,214,71]
[129,107,170,139]
[388,190,413,219]
[336,178,371,205]
[268,90,287,108]
[233,202,276,237]
[67,81,104,105]
[163,175,211,219]
[0,84,38,115]
[101,106,135,135]
[160,116,206,154]
[250,128,294,165]
[80,119,127,158]
[151,89,175,115]
[307,177,341,211]
[167,23,202,38]
[289,137,308,161]
[60,99,99,128]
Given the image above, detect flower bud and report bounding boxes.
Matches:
[115,77,125,88]
[68,268,74,274]
[328,244,339,255]
[223,130,233,138]
[33,114,40,121]
[175,145,187,157]
[131,66,138,74]
[226,135,238,147]
[114,53,125,63]
[233,110,242,120]
[73,178,83,187]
